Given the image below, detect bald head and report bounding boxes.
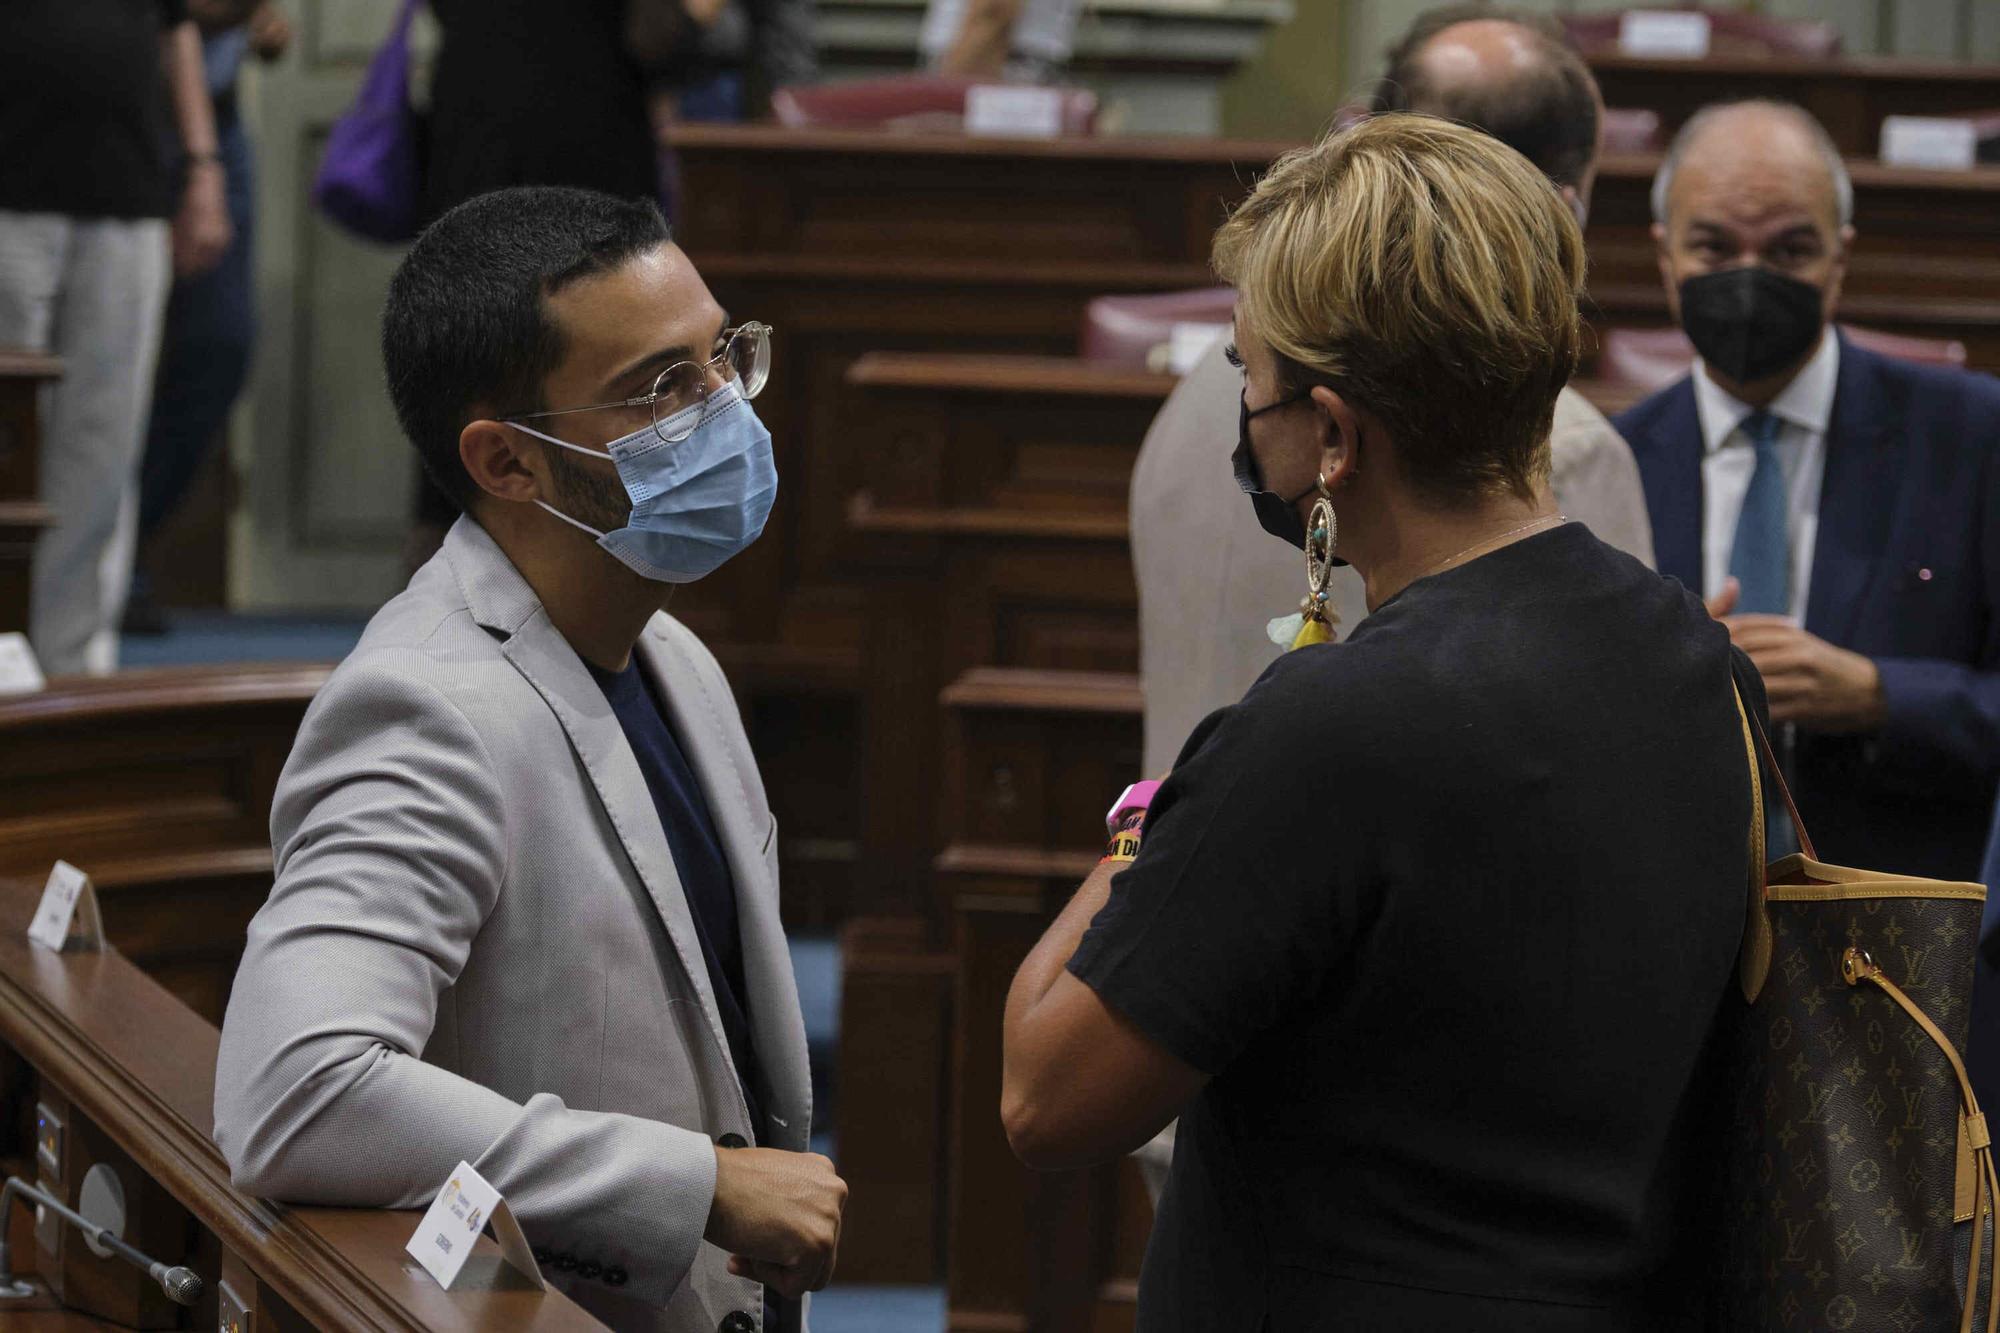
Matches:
[1418,18,1549,88]
[1653,100,1852,233]
[1375,6,1603,196]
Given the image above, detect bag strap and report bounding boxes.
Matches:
[1733,681,1817,862]
[1731,683,1820,1002]
[1843,949,2000,1333]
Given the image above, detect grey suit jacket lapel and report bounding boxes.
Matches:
[637,623,812,1149]
[442,520,748,1120]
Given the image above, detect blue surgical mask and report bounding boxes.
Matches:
[510,383,778,583]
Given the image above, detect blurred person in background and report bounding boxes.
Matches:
[0,0,232,675]
[126,1,294,635]
[921,0,1081,82]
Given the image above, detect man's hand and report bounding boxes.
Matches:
[1720,614,1885,731]
[704,1147,847,1299]
[1704,577,1885,730]
[172,164,233,278]
[248,3,295,61]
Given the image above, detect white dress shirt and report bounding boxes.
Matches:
[1694,331,1839,623]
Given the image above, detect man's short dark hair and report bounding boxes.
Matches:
[1371,5,1600,192]
[381,187,672,508]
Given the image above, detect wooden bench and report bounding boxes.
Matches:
[0,873,607,1330]
[933,668,1149,1332]
[0,350,62,637]
[0,666,328,1025]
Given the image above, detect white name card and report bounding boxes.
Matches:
[965,85,1064,139]
[1880,116,1979,170]
[27,861,102,952]
[1165,322,1229,376]
[407,1161,545,1291]
[1618,11,1712,58]
[0,633,45,697]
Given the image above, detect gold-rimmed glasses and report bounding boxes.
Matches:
[508,321,771,445]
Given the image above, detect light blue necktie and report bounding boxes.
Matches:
[1727,410,1790,615]
[1726,410,1802,857]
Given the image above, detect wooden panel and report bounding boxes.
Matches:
[0,353,62,636]
[0,874,609,1330]
[832,918,954,1282]
[0,666,326,1025]
[665,128,1273,923]
[1585,53,2000,156]
[936,668,1150,1332]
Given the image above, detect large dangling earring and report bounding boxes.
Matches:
[1290,475,1339,650]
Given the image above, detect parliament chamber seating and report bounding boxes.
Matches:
[1596,323,1970,393]
[936,668,1147,1332]
[1600,107,1663,154]
[0,666,328,1026]
[0,873,607,1330]
[0,350,61,637]
[772,76,1100,136]
[1561,9,1842,59]
[1076,286,1231,367]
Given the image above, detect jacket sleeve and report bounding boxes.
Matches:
[1550,389,1657,570]
[1873,394,2000,782]
[212,653,717,1308]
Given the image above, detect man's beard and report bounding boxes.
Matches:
[545,442,633,534]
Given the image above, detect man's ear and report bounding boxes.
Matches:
[1822,223,1856,319]
[459,418,544,505]
[1308,384,1362,488]
[1652,221,1681,319]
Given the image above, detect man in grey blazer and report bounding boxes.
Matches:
[214,187,844,1332]
[1131,8,1656,777]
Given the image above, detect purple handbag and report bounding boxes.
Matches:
[312,0,423,243]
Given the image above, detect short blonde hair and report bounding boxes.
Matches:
[1213,113,1586,506]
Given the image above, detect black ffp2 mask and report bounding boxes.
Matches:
[1677,266,1826,385]
[1232,390,1313,549]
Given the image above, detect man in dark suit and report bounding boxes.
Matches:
[1617,99,2000,890]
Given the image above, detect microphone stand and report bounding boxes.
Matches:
[0,1175,203,1305]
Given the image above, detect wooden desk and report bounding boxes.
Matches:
[0,874,607,1331]
[936,668,1147,1333]
[1587,52,2000,158]
[0,666,328,1025]
[667,125,1285,924]
[0,351,62,637]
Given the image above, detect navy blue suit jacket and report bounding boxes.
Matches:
[1614,334,2000,882]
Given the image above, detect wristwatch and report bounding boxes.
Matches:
[1104,780,1161,835]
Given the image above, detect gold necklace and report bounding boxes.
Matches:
[1417,514,1566,582]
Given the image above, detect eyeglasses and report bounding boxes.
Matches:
[507,321,772,445]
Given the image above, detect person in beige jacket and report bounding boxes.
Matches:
[1132,9,1654,779]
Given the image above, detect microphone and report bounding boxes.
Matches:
[0,1175,203,1307]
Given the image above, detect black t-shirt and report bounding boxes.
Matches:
[585,657,789,1328]
[0,0,188,219]
[584,657,763,1131]
[422,0,657,225]
[1069,523,1759,1332]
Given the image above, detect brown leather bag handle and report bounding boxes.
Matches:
[1735,682,1818,862]
[1731,683,1818,1002]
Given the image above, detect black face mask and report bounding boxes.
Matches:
[1678,266,1826,386]
[1232,390,1315,549]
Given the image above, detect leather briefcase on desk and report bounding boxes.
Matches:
[1716,688,1995,1332]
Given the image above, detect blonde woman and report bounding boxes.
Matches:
[1002,115,1756,1331]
